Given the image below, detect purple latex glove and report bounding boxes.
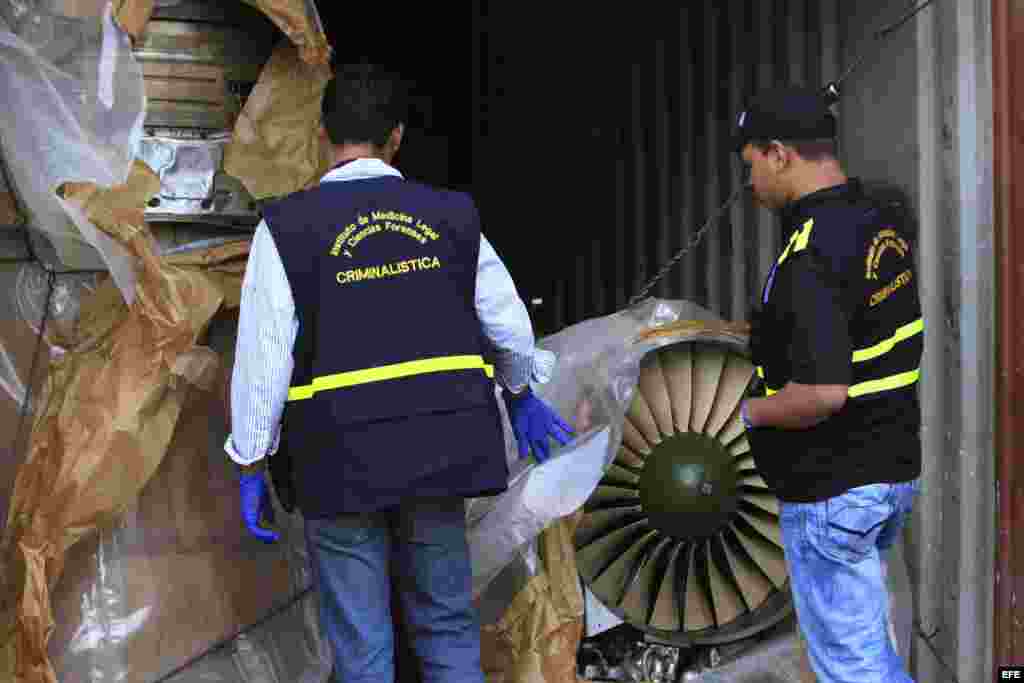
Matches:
[239,471,279,543]
[503,387,575,463]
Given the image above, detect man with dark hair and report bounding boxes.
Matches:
[225,63,574,683]
[733,85,922,683]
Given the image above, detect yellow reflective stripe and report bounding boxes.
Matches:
[793,218,815,253]
[848,368,920,398]
[777,219,815,265]
[851,317,924,363]
[288,384,316,401]
[777,233,798,265]
[288,355,491,402]
[756,366,780,395]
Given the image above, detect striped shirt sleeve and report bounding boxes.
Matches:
[475,234,555,391]
[223,221,298,466]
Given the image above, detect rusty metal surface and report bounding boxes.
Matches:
[135,2,276,130]
[993,0,1024,669]
[131,2,275,226]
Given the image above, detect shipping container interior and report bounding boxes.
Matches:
[0,0,1000,681]
[328,2,997,682]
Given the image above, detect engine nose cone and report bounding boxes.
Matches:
[639,432,739,541]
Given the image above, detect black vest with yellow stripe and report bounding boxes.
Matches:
[749,180,923,502]
[262,175,509,517]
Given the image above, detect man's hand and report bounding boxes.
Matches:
[239,466,279,543]
[503,387,575,463]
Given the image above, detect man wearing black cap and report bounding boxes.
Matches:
[734,86,923,683]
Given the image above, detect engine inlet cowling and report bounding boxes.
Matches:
[575,340,792,646]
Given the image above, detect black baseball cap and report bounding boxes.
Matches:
[733,85,836,154]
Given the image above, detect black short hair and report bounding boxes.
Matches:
[753,138,838,162]
[321,63,408,147]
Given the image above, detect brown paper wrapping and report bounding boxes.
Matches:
[112,0,155,41]
[223,42,333,200]
[242,0,331,66]
[46,357,295,683]
[164,240,252,311]
[241,0,329,65]
[0,161,250,683]
[481,513,585,683]
[0,192,19,226]
[0,267,52,534]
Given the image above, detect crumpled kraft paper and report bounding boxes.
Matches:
[481,512,585,683]
[242,0,331,67]
[0,160,243,683]
[45,311,308,683]
[112,0,155,42]
[223,41,333,200]
[0,191,18,226]
[163,239,252,311]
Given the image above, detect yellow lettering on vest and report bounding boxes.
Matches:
[336,255,444,285]
[416,221,440,241]
[330,224,359,256]
[869,269,913,307]
[372,210,414,224]
[349,225,382,249]
[866,229,910,280]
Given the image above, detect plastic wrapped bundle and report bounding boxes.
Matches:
[47,311,330,683]
[468,298,742,599]
[0,2,145,294]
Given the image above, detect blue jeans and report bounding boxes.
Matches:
[304,497,483,683]
[780,480,920,683]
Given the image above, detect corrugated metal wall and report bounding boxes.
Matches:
[508,1,996,680]
[543,1,839,330]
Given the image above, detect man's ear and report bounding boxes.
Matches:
[768,141,792,172]
[389,123,405,152]
[318,123,329,143]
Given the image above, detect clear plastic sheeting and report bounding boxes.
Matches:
[14,262,100,348]
[45,313,331,683]
[0,1,145,293]
[26,294,745,682]
[467,298,744,600]
[0,262,46,532]
[49,435,331,683]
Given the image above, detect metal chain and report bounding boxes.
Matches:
[828,0,939,103]
[627,0,939,309]
[627,183,749,308]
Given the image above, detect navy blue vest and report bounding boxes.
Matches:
[263,176,509,517]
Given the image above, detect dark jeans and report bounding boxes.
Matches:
[304,497,484,683]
